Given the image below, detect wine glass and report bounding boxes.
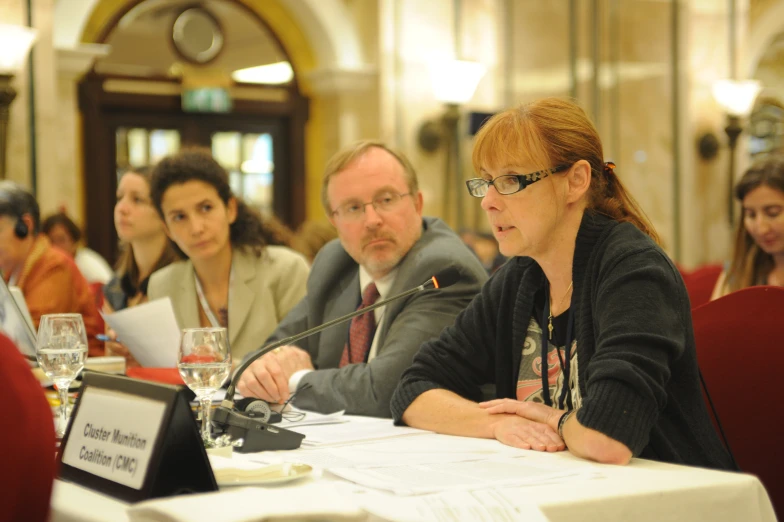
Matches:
[35,313,88,438]
[177,327,231,446]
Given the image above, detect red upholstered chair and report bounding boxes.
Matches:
[681,263,723,308]
[0,334,57,522]
[692,286,784,516]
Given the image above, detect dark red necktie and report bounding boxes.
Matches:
[339,283,380,367]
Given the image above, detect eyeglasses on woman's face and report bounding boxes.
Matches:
[465,164,571,198]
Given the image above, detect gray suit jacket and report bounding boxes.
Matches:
[148,246,309,362]
[250,217,488,417]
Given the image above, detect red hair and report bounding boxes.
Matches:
[472,97,659,243]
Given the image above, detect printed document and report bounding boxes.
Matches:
[296,417,429,446]
[329,457,599,495]
[102,297,180,367]
[250,433,532,470]
[357,488,550,522]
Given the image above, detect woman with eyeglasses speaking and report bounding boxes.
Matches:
[391,98,733,470]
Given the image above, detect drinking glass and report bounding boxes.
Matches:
[35,313,88,438]
[177,327,231,446]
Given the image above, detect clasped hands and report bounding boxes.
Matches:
[480,398,566,452]
[236,345,314,404]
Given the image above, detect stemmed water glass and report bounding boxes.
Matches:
[177,327,231,447]
[35,313,88,438]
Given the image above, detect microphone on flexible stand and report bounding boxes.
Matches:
[211,267,462,452]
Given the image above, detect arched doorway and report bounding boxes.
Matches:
[78,0,313,262]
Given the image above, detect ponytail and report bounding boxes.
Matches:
[590,161,660,244]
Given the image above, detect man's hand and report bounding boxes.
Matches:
[236,346,314,404]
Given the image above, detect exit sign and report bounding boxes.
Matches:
[182,88,232,113]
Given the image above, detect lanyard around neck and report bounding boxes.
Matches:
[540,284,575,410]
[194,265,233,328]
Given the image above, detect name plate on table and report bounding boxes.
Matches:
[58,372,217,502]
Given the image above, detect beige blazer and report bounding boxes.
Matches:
[148,246,309,362]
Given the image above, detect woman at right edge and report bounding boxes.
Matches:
[391,97,733,469]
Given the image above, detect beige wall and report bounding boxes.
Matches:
[1,0,83,226]
[1,0,34,189]
[376,0,502,232]
[4,0,784,267]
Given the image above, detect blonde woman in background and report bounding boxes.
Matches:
[103,166,179,367]
[711,155,784,300]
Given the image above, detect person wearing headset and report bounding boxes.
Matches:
[0,181,104,356]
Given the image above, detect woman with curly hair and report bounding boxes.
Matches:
[147,149,309,361]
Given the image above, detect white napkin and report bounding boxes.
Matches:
[127,483,364,522]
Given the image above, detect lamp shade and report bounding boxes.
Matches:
[430,60,486,105]
[712,79,762,117]
[231,62,293,85]
[0,25,37,75]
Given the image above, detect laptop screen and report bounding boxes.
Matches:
[0,277,37,358]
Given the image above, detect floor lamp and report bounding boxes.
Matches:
[712,79,762,226]
[0,24,37,180]
[418,60,485,231]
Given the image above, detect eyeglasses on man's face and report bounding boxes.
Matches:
[331,191,412,222]
[465,164,571,198]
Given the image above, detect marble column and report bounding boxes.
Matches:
[54,44,110,226]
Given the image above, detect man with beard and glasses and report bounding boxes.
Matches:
[237,141,488,416]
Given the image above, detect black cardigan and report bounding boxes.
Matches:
[391,211,733,470]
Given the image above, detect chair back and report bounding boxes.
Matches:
[682,263,722,308]
[692,285,784,516]
[0,334,57,522]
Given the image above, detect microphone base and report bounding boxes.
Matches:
[212,406,305,453]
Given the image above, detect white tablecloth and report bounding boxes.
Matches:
[50,423,777,522]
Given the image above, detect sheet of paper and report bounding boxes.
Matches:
[102,297,180,367]
[295,418,430,447]
[357,488,550,522]
[329,457,600,495]
[277,407,348,428]
[249,434,531,470]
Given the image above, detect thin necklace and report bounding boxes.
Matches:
[548,281,573,340]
